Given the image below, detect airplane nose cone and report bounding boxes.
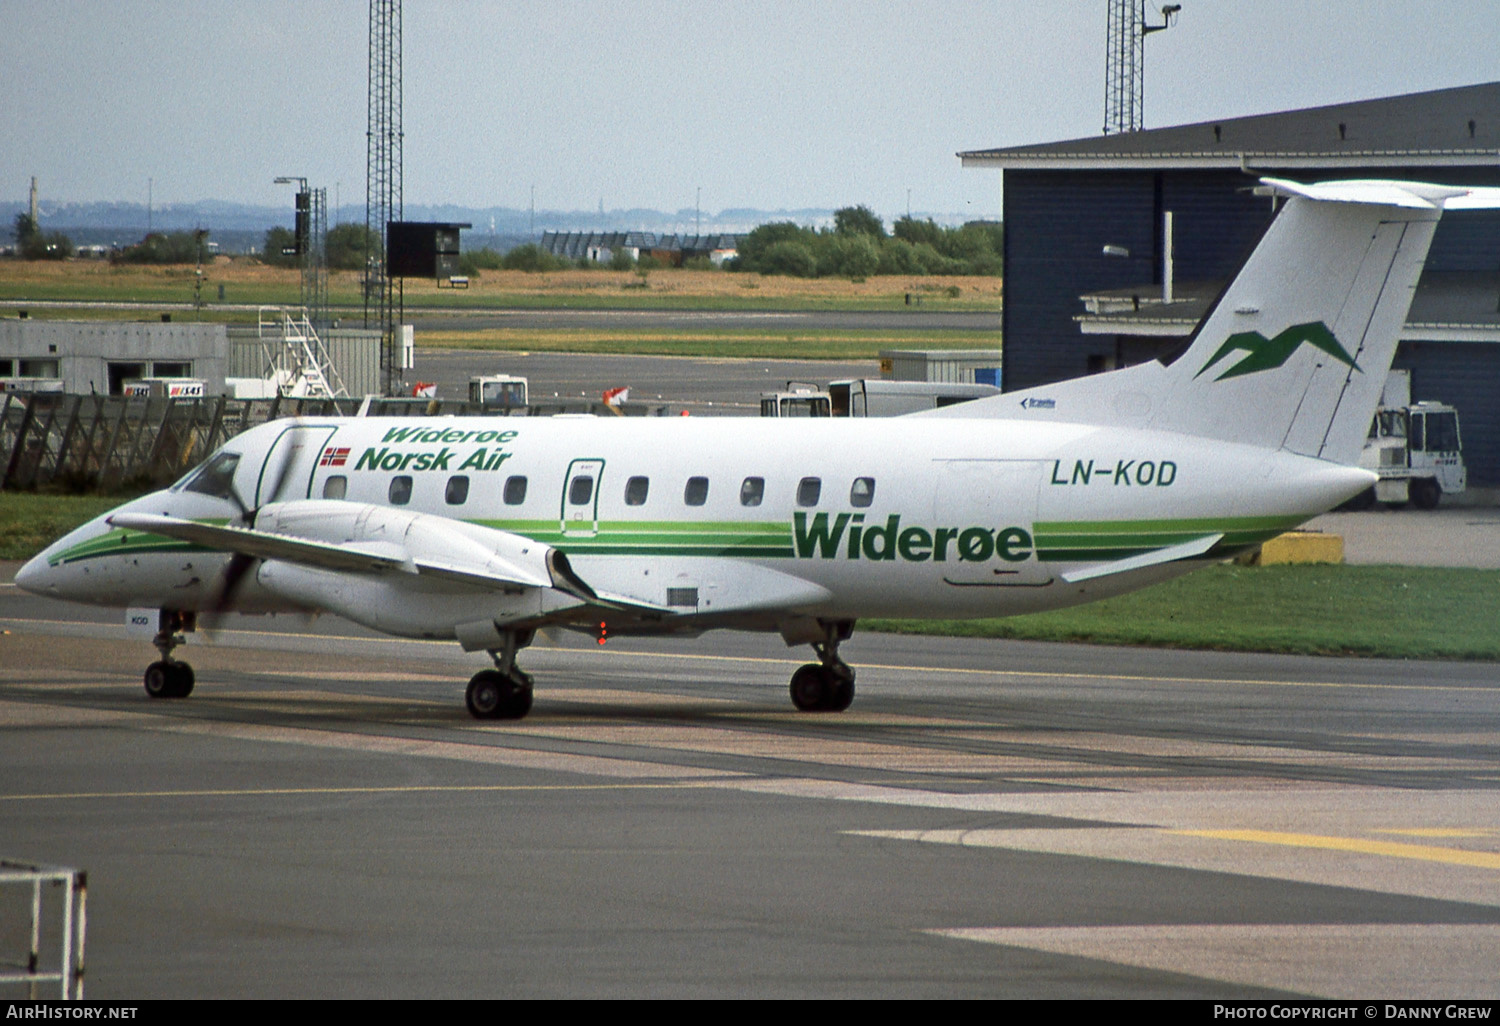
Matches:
[13,552,54,596]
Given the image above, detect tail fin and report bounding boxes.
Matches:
[947,179,1500,465]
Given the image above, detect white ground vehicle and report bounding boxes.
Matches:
[1356,401,1465,509]
[1352,371,1465,509]
[469,375,529,409]
[760,379,1000,417]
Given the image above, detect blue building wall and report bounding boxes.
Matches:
[1002,169,1272,391]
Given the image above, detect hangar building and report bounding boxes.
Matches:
[961,82,1500,487]
[0,318,384,398]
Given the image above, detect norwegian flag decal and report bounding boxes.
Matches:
[320,446,350,467]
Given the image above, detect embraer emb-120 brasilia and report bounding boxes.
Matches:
[17,179,1499,719]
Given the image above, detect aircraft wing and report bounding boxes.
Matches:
[1059,533,1224,584]
[107,512,552,591]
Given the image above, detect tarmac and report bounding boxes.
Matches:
[1304,505,1500,569]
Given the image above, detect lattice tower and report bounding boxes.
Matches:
[366,0,403,395]
[1103,0,1143,135]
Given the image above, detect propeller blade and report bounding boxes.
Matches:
[201,551,257,632]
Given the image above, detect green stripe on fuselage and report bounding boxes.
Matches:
[48,513,1305,567]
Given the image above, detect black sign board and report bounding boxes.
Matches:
[387,221,470,278]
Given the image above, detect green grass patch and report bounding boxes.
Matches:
[0,492,140,561]
[867,563,1500,661]
[399,289,1002,313]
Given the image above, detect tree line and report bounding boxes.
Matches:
[10,213,213,265]
[11,213,73,260]
[11,206,1001,280]
[730,206,1002,278]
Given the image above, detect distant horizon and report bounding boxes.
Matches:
[2,195,980,220]
[2,195,990,245]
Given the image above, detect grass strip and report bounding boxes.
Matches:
[867,563,1500,661]
[0,492,142,561]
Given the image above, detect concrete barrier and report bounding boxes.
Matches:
[1240,531,1344,566]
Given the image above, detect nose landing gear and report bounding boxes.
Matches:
[145,611,196,698]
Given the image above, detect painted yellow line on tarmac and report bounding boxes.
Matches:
[0,782,721,803]
[1377,828,1499,839]
[1172,829,1500,869]
[3,616,1493,693]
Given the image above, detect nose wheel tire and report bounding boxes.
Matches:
[789,663,855,712]
[466,669,534,720]
[144,661,194,699]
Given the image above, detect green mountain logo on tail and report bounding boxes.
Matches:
[1196,321,1361,381]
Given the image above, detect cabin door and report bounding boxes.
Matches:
[559,458,605,538]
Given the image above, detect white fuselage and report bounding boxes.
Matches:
[22,414,1371,637]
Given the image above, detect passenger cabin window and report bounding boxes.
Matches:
[503,476,528,505]
[445,475,469,505]
[740,477,764,507]
[322,475,347,500]
[850,477,875,507]
[182,452,241,498]
[797,477,821,507]
[684,476,709,506]
[625,476,650,506]
[569,475,595,506]
[389,475,413,505]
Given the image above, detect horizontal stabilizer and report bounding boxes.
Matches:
[1259,178,1500,210]
[1060,533,1223,584]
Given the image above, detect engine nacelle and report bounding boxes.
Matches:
[251,501,580,638]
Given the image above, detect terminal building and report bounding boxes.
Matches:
[961,81,1500,486]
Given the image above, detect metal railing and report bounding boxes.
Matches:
[0,860,87,1000]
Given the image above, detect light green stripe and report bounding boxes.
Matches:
[1034,515,1303,534]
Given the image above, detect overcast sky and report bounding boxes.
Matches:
[4,1,1498,222]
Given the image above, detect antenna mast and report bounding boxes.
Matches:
[366,0,403,395]
[1104,2,1180,135]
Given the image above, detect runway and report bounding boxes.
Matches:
[2,567,1498,998]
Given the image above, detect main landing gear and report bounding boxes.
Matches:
[789,620,856,713]
[144,610,196,699]
[466,629,535,720]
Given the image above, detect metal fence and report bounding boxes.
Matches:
[0,392,350,492]
[1,392,676,492]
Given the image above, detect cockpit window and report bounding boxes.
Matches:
[180,452,241,498]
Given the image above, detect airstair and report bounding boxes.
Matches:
[257,307,349,399]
